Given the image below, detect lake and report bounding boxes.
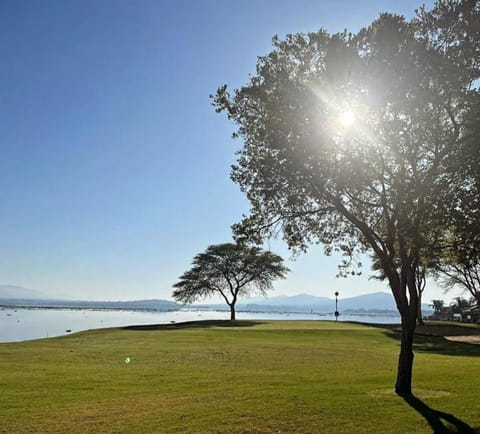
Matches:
[0,307,401,343]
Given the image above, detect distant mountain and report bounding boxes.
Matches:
[0,285,48,300]
[240,292,389,312]
[339,292,397,311]
[246,293,331,306]
[0,284,180,311]
[0,297,180,311]
[235,291,431,314]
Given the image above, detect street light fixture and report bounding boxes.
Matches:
[334,291,339,321]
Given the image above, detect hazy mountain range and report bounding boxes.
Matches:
[0,285,432,314]
[0,285,178,311]
[0,285,48,299]
[206,292,416,313]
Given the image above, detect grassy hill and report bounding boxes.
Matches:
[1,321,479,433]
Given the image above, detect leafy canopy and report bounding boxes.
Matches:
[213,2,479,309]
[172,243,288,306]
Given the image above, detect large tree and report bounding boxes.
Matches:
[172,243,288,320]
[213,1,479,395]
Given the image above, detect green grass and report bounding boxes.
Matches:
[1,320,479,433]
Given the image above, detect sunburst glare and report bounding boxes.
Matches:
[338,109,356,128]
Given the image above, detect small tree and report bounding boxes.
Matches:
[434,224,480,304]
[430,299,445,317]
[433,122,480,303]
[450,296,472,316]
[436,253,480,304]
[172,243,288,320]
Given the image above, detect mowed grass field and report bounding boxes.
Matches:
[1,320,479,434]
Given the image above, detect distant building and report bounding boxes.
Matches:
[463,304,480,324]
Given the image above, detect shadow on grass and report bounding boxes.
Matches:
[403,394,479,434]
[384,331,480,357]
[123,319,263,331]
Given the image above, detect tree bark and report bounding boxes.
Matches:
[417,301,425,325]
[416,270,426,325]
[230,304,236,321]
[388,264,419,396]
[395,317,416,396]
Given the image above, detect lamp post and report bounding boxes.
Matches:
[334,291,339,321]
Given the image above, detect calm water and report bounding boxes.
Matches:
[0,307,400,343]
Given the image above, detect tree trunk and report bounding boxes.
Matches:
[389,264,419,396]
[395,316,416,396]
[230,304,236,321]
[417,301,425,325]
[416,273,425,325]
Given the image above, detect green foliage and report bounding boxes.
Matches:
[172,243,288,318]
[429,297,479,322]
[434,223,480,302]
[430,299,446,316]
[213,2,477,283]
[416,0,480,307]
[1,321,480,433]
[213,0,480,393]
[450,296,472,314]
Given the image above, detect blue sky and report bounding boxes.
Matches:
[1,0,450,303]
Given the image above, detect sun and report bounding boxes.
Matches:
[337,109,356,128]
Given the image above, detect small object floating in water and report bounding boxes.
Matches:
[7,313,11,316]
[125,356,131,364]
[65,329,72,333]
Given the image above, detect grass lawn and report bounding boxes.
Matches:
[1,320,479,433]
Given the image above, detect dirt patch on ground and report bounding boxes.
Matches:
[414,324,480,337]
[445,335,480,345]
[369,322,480,341]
